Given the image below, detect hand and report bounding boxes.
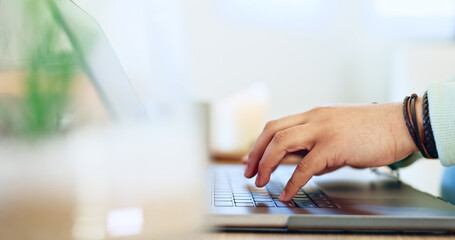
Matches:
[244,101,421,202]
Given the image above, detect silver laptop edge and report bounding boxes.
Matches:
[48,0,148,120]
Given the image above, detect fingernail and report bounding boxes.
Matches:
[279,191,287,201]
[255,174,261,186]
[244,165,249,177]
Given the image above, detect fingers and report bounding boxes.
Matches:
[279,147,327,201]
[244,113,307,178]
[255,125,315,187]
[281,150,308,164]
[246,151,305,181]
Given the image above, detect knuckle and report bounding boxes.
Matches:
[307,106,335,123]
[296,160,312,174]
[263,120,277,131]
[308,106,322,115]
[310,106,334,115]
[311,106,326,114]
[272,130,288,144]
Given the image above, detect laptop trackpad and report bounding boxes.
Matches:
[312,168,425,200]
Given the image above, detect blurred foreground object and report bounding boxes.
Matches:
[0,0,80,137]
[0,121,206,239]
[441,166,455,205]
[210,83,269,159]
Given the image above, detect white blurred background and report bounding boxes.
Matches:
[54,0,455,112]
[2,0,455,195]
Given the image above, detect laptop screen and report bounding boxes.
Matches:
[47,0,148,120]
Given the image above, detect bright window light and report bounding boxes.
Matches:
[365,0,455,39]
[373,0,455,17]
[216,0,330,30]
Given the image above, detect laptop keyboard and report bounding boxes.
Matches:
[213,172,337,208]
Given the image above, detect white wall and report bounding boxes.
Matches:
[184,0,395,119]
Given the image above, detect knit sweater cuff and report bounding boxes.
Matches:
[427,81,455,166]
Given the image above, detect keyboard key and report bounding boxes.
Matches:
[214,198,232,202]
[214,190,231,193]
[214,194,232,198]
[255,202,276,207]
[294,200,311,204]
[316,203,336,208]
[308,194,325,198]
[214,189,231,193]
[304,187,320,193]
[295,193,307,196]
[250,190,267,193]
[253,195,272,199]
[212,172,337,209]
[252,192,269,195]
[292,197,310,201]
[253,193,271,197]
[233,196,252,200]
[253,198,272,202]
[215,202,233,207]
[233,193,250,197]
[235,202,255,207]
[232,191,250,194]
[274,201,296,208]
[294,201,317,208]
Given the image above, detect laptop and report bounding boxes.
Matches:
[52,0,455,234]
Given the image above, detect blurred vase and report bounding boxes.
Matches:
[210,83,269,158]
